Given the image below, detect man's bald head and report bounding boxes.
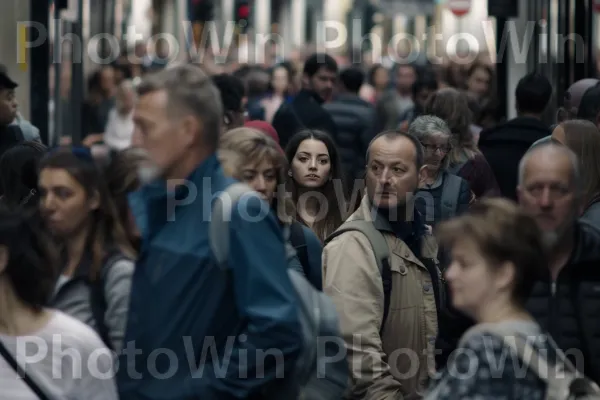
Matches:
[518,142,581,193]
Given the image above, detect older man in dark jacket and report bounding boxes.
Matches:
[519,143,600,383]
[324,67,375,184]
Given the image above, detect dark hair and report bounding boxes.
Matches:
[339,67,365,93]
[39,148,134,281]
[0,207,59,310]
[0,141,46,208]
[515,72,552,114]
[559,119,600,209]
[368,64,387,87]
[212,73,245,113]
[467,61,493,81]
[411,72,438,98]
[285,129,346,242]
[576,85,600,123]
[303,53,338,77]
[437,198,546,305]
[104,148,147,250]
[424,88,478,164]
[367,130,424,171]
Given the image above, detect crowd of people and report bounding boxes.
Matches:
[2,47,600,399]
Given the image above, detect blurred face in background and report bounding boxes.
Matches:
[467,66,491,99]
[307,67,336,102]
[373,67,389,90]
[0,88,17,126]
[396,65,416,95]
[39,168,98,238]
[517,148,581,247]
[241,159,278,203]
[420,132,450,173]
[271,66,289,95]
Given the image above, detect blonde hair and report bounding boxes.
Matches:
[219,127,295,223]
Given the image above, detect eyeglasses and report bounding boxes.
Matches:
[420,142,451,153]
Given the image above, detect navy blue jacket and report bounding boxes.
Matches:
[118,154,302,399]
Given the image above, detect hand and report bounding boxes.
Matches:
[82,133,104,147]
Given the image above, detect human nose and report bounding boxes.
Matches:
[538,187,553,208]
[308,158,317,170]
[444,262,458,282]
[254,175,267,192]
[378,167,391,185]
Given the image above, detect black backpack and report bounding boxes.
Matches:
[289,222,310,276]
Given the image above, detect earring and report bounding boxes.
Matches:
[288,170,292,177]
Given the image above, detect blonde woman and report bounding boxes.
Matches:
[219,127,323,289]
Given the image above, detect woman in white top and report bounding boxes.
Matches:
[0,208,118,399]
[103,80,135,150]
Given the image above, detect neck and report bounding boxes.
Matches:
[165,147,213,191]
[549,227,576,280]
[0,279,50,336]
[476,299,532,324]
[65,227,89,276]
[424,167,440,184]
[297,186,322,213]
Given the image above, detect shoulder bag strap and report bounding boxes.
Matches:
[0,340,52,400]
[289,222,309,276]
[326,220,391,334]
[210,183,255,270]
[440,173,463,221]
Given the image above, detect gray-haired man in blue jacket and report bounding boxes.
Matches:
[118,64,302,400]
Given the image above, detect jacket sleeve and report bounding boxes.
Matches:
[323,233,404,400]
[103,258,135,353]
[200,194,302,398]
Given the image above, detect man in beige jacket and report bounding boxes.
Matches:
[323,131,445,399]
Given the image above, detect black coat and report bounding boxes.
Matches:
[478,117,550,200]
[323,94,375,182]
[526,222,600,383]
[272,90,338,150]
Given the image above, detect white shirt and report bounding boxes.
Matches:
[0,310,118,400]
[103,108,134,150]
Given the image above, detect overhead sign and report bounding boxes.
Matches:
[447,0,471,17]
[379,0,435,17]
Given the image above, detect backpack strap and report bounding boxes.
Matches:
[289,222,310,277]
[325,220,391,334]
[440,173,463,221]
[210,183,255,270]
[447,160,467,175]
[89,252,132,350]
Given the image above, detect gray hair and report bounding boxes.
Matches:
[518,142,582,192]
[407,115,452,142]
[136,64,222,148]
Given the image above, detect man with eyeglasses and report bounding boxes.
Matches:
[518,142,600,383]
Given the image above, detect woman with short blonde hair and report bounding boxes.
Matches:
[219,127,323,289]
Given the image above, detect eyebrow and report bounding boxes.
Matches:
[371,159,408,167]
[297,151,329,157]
